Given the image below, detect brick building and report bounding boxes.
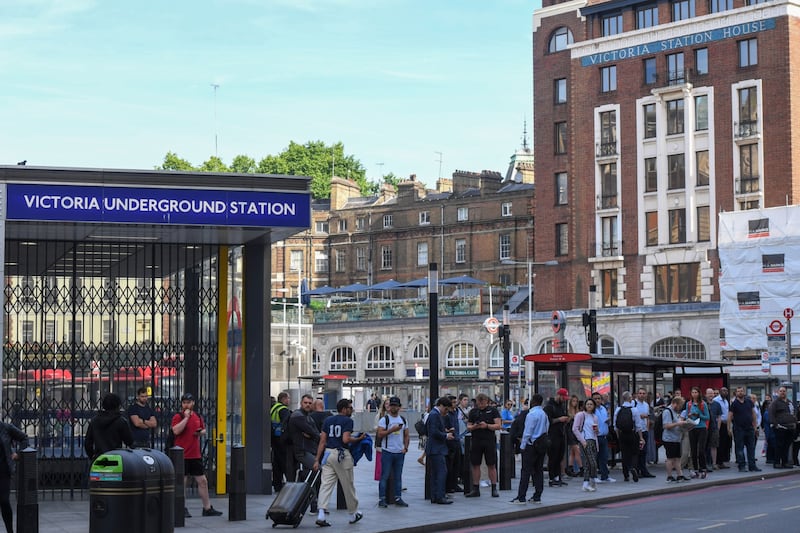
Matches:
[530,0,800,367]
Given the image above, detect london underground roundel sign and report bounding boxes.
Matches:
[551,310,566,333]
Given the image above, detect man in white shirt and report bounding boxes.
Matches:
[713,387,731,468]
[376,397,410,508]
[633,388,655,478]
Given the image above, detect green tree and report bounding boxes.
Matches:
[382,172,401,188]
[257,140,367,199]
[158,151,195,171]
[230,155,257,174]
[199,156,230,173]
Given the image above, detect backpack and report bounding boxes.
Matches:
[509,410,528,454]
[616,406,635,432]
[653,406,666,444]
[415,417,427,436]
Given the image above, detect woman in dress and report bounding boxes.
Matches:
[573,398,599,491]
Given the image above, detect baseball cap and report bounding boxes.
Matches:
[389,396,401,406]
[181,393,195,402]
[557,388,569,397]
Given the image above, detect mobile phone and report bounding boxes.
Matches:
[398,423,404,428]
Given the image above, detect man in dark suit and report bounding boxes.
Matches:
[426,396,455,504]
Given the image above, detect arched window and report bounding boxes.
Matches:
[329,346,357,371]
[537,338,575,353]
[549,27,574,53]
[651,337,706,360]
[412,342,429,359]
[600,336,621,355]
[446,342,479,367]
[489,341,525,368]
[367,345,395,370]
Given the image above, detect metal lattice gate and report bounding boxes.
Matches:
[1,240,220,499]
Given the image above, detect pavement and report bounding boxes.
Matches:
[31,439,800,532]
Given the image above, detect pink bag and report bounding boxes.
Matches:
[374,450,382,481]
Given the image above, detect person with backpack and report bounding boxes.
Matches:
[376,397,410,508]
[682,386,710,478]
[270,392,292,493]
[614,391,642,482]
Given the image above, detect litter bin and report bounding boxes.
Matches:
[89,448,175,533]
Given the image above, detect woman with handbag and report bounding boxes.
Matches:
[573,398,599,492]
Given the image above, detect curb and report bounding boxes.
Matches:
[379,469,799,533]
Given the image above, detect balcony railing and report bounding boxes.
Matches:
[601,241,622,257]
[302,296,482,324]
[734,120,759,139]
[737,176,760,194]
[596,141,618,158]
[598,194,618,210]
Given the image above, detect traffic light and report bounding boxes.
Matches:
[582,310,598,354]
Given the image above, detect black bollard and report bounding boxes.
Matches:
[499,432,513,491]
[228,445,246,521]
[424,450,431,501]
[168,446,185,528]
[16,447,38,533]
[462,435,472,495]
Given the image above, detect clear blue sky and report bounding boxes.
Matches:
[1,1,539,187]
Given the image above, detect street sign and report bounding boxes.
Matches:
[510,354,520,373]
[769,320,784,333]
[551,310,566,333]
[484,316,500,334]
[785,308,795,320]
[767,333,786,363]
[761,351,771,373]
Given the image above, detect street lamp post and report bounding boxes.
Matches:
[502,259,558,405]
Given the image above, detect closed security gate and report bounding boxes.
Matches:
[1,239,220,498]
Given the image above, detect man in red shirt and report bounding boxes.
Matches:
[171,393,222,518]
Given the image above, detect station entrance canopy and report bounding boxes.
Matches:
[0,166,310,496]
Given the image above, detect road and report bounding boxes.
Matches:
[444,476,800,533]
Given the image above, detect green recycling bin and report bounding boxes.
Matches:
[89,448,175,533]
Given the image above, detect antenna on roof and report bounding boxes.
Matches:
[521,119,529,151]
[434,151,443,179]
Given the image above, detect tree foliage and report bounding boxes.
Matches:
[157,141,369,199]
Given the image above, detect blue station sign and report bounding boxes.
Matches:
[6,184,310,228]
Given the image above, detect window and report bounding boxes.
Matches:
[555,78,567,104]
[739,199,760,210]
[646,211,659,246]
[502,202,513,217]
[667,52,685,84]
[548,27,573,53]
[329,346,357,371]
[457,207,469,221]
[645,157,658,192]
[672,0,695,21]
[455,239,466,263]
[695,95,708,131]
[556,172,568,205]
[381,246,393,270]
[739,39,757,67]
[290,250,303,271]
[709,0,733,12]
[67,320,83,344]
[697,206,710,242]
[603,13,623,36]
[419,211,430,225]
[314,251,328,273]
[652,336,706,359]
[668,153,685,189]
[555,122,568,154]
[45,320,56,343]
[696,151,709,186]
[556,224,569,256]
[601,163,617,208]
[669,209,686,244]
[739,144,759,193]
[337,218,348,232]
[335,249,346,272]
[601,65,617,92]
[312,349,320,373]
[499,234,511,260]
[601,215,619,256]
[667,99,684,135]
[637,4,658,29]
[383,214,393,228]
[446,342,479,368]
[315,221,329,234]
[602,269,618,307]
[417,242,428,266]
[356,247,367,271]
[644,103,657,138]
[366,345,395,370]
[695,48,708,75]
[22,320,34,343]
[644,57,657,85]
[356,216,366,231]
[599,110,617,156]
[489,341,524,368]
[412,343,429,359]
[654,263,701,304]
[738,87,758,133]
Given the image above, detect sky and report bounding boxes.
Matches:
[0,0,540,188]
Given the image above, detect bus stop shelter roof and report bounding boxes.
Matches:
[532,353,729,373]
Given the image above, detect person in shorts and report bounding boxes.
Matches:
[171,393,222,518]
[662,396,691,482]
[465,393,502,497]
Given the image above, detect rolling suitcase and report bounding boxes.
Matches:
[267,469,320,528]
